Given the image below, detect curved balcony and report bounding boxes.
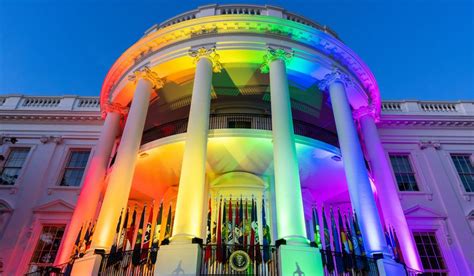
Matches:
[142,113,339,147]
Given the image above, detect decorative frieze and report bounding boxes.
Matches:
[188,47,222,73]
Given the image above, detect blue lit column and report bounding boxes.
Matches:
[320,69,389,256]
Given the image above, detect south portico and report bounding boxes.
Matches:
[62,43,415,275]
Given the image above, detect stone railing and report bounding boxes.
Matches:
[144,4,339,39]
[0,95,100,111]
[381,100,474,115]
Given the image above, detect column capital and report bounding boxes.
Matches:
[318,68,353,91]
[188,47,222,73]
[353,104,378,122]
[128,66,164,89]
[260,47,294,73]
[101,102,129,119]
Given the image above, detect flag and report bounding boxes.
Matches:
[132,204,146,266]
[391,226,404,264]
[150,202,163,265]
[338,209,353,271]
[86,222,95,251]
[109,209,123,258]
[385,226,394,258]
[141,203,153,263]
[252,198,262,263]
[311,205,322,249]
[353,211,368,271]
[322,206,334,273]
[227,197,234,246]
[222,199,228,262]
[262,198,271,263]
[234,199,241,246]
[204,198,212,263]
[331,207,344,273]
[216,198,223,263]
[164,204,172,239]
[237,197,244,246]
[343,214,355,270]
[244,198,250,248]
[125,207,137,251]
[71,224,83,259]
[117,208,129,261]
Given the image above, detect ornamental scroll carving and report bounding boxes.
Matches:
[188,47,222,73]
[127,66,164,90]
[259,47,294,74]
[317,68,353,91]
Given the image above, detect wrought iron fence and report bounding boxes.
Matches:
[200,244,278,275]
[24,262,68,276]
[98,249,156,276]
[142,113,339,147]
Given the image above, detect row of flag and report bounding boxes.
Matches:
[204,196,273,264]
[70,202,174,267]
[71,221,96,259]
[311,205,404,274]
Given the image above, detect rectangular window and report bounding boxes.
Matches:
[389,154,419,191]
[451,154,474,192]
[28,225,65,273]
[413,232,448,275]
[60,149,91,187]
[0,147,30,186]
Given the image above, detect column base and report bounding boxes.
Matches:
[154,243,201,276]
[376,257,407,276]
[278,244,324,276]
[70,252,103,276]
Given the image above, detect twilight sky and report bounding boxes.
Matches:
[0,0,472,100]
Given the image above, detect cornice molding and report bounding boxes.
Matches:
[100,15,379,112]
[0,113,102,122]
[378,118,474,128]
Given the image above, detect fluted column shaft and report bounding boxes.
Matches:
[172,53,215,241]
[326,73,388,256]
[56,110,121,264]
[267,53,307,243]
[91,77,154,249]
[358,111,422,270]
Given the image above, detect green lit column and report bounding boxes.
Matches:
[261,47,323,275]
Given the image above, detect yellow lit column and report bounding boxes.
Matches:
[261,47,307,244]
[56,105,123,265]
[172,47,221,242]
[91,67,163,250]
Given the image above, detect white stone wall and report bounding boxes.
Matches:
[0,95,103,273]
[378,100,474,275]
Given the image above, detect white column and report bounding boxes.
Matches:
[172,47,220,242]
[56,109,122,265]
[357,109,423,270]
[264,48,307,243]
[91,67,162,250]
[322,70,389,256]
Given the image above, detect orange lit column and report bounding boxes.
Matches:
[172,47,221,242]
[56,106,123,265]
[261,48,307,244]
[91,67,163,250]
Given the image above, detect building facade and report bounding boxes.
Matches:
[0,4,473,275]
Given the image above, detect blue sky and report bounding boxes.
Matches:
[0,0,472,100]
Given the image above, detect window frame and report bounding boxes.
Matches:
[58,148,91,187]
[27,224,67,273]
[0,146,32,186]
[388,153,421,192]
[449,153,474,194]
[412,231,449,275]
